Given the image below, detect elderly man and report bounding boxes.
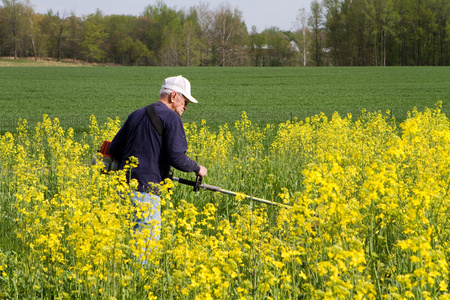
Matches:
[109,75,207,242]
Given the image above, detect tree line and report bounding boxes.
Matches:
[1,0,449,66]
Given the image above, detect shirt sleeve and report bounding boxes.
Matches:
[164,116,200,173]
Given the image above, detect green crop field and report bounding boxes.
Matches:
[3,63,450,299]
[1,66,449,134]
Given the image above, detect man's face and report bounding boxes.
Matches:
[173,93,189,116]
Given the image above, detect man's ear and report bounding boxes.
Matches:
[171,91,177,102]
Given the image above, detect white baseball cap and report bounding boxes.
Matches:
[161,75,198,103]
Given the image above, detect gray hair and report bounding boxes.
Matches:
[160,88,174,97]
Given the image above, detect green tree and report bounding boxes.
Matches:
[262,27,294,66]
[132,16,153,63]
[141,1,183,66]
[180,8,204,66]
[80,9,108,62]
[323,0,345,65]
[431,0,450,65]
[38,10,55,57]
[411,0,438,65]
[1,0,33,59]
[39,10,67,60]
[446,10,450,64]
[1,0,448,66]
[378,0,399,66]
[362,0,379,65]
[248,25,268,66]
[54,12,67,60]
[118,36,151,65]
[64,12,82,62]
[309,0,324,66]
[340,0,361,65]
[103,14,137,64]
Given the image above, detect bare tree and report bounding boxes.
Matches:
[194,2,212,34]
[194,2,213,65]
[294,8,311,66]
[211,3,248,66]
[182,17,201,66]
[28,10,41,60]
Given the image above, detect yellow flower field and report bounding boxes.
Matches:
[1,103,450,299]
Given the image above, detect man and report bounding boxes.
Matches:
[109,75,207,243]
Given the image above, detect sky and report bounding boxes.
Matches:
[31,0,313,32]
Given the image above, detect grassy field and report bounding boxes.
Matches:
[1,65,449,134]
[2,102,450,299]
[3,62,450,298]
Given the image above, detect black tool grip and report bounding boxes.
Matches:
[194,175,202,192]
[176,176,202,192]
[174,176,222,192]
[177,177,196,187]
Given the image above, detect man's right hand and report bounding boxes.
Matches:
[197,165,207,178]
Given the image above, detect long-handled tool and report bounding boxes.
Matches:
[172,176,291,208]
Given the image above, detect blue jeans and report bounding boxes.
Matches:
[131,192,161,244]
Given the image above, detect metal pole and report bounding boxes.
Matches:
[172,177,291,208]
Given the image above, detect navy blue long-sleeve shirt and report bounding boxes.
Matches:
[109,101,200,192]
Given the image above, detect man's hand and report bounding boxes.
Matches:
[197,165,207,178]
